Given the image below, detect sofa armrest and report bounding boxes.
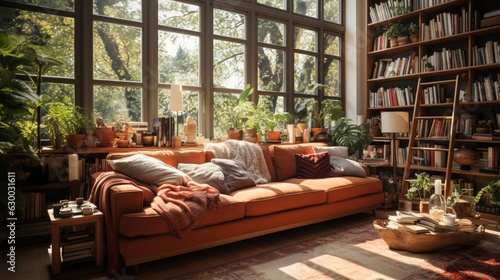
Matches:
[109,184,144,235]
[360,163,370,177]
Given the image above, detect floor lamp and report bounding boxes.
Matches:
[381,111,409,189]
[169,84,183,137]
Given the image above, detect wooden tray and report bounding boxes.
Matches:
[373,219,483,253]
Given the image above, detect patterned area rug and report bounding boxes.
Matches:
[172,220,500,280]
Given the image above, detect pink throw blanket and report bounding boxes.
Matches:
[88,172,221,274]
[151,182,221,238]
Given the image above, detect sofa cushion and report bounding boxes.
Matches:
[211,158,256,192]
[231,181,326,216]
[108,153,191,186]
[313,146,349,158]
[177,162,230,194]
[329,156,366,177]
[106,149,208,170]
[271,145,314,181]
[288,176,383,203]
[119,194,245,237]
[295,152,333,178]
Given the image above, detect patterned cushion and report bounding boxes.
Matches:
[295,152,333,178]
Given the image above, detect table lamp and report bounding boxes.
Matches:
[169,84,183,136]
[381,111,409,182]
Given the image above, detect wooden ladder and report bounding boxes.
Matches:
[401,74,463,200]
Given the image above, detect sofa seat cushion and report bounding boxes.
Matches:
[285,176,383,203]
[119,194,245,238]
[231,182,326,216]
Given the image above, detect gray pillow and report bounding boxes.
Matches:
[329,156,366,177]
[178,162,230,194]
[108,153,191,186]
[313,146,349,158]
[211,158,256,192]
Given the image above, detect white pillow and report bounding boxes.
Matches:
[313,146,349,159]
[108,153,191,186]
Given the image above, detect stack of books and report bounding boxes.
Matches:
[386,211,478,233]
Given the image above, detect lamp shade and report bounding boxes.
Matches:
[381,111,409,134]
[169,84,183,111]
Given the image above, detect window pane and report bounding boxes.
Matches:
[324,0,341,24]
[258,47,285,92]
[158,89,199,135]
[4,0,74,11]
[257,0,286,10]
[258,18,285,46]
[213,40,245,89]
[158,0,199,31]
[213,92,239,139]
[294,53,317,94]
[324,34,340,56]
[158,31,200,86]
[5,9,74,78]
[294,97,315,127]
[294,0,318,19]
[213,9,245,40]
[295,27,317,52]
[324,58,340,97]
[93,21,142,81]
[93,86,142,123]
[93,0,142,22]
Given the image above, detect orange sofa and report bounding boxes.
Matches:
[96,143,384,270]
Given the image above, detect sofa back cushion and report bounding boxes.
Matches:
[106,149,207,170]
[270,144,315,181]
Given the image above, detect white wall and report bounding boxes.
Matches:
[344,0,366,122]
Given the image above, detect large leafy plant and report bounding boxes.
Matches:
[470,179,500,216]
[0,32,40,209]
[328,117,371,156]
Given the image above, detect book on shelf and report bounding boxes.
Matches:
[480,14,500,28]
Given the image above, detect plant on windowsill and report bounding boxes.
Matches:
[44,97,95,149]
[227,84,253,140]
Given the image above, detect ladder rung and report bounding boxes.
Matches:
[414,116,453,120]
[420,79,457,86]
[410,147,450,152]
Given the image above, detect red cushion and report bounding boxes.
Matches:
[295,152,333,178]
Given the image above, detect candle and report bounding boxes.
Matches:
[68,154,79,181]
[434,179,442,194]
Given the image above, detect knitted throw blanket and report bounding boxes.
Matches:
[89,172,221,274]
[151,182,221,239]
[205,140,271,183]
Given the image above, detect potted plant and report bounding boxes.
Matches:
[384,21,403,47]
[327,118,372,156]
[409,22,419,43]
[262,111,292,142]
[470,179,500,217]
[227,84,253,140]
[309,99,344,139]
[44,98,95,149]
[93,113,116,147]
[405,172,432,213]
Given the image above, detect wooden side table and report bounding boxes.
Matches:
[47,208,103,274]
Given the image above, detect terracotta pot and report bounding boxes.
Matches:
[389,37,398,48]
[116,132,127,140]
[410,35,418,43]
[65,134,85,149]
[93,127,116,147]
[227,129,243,140]
[116,139,129,148]
[397,36,409,45]
[266,131,281,142]
[419,200,430,213]
[453,146,480,170]
[311,127,328,136]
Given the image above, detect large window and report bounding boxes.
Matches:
[2,0,344,140]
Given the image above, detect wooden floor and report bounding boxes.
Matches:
[2,209,498,280]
